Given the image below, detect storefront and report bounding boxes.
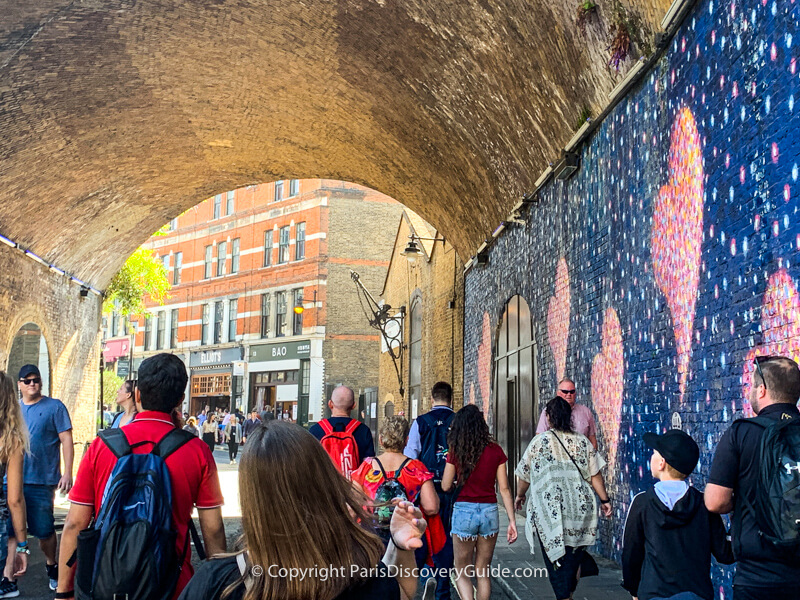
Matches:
[248,340,312,426]
[189,347,243,416]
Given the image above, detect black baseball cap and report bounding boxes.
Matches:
[643,429,700,476]
[18,364,40,380]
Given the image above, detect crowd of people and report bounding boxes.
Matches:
[0,353,795,600]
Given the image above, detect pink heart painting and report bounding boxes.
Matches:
[476,311,492,420]
[591,307,624,487]
[651,107,704,404]
[547,257,571,382]
[741,268,800,416]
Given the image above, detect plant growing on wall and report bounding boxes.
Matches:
[574,106,593,131]
[606,0,653,71]
[576,1,598,36]
[103,247,171,317]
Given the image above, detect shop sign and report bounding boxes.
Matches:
[250,340,311,362]
[189,347,242,367]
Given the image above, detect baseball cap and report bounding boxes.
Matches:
[18,364,41,380]
[643,429,700,476]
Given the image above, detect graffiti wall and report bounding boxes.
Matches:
[463,0,800,595]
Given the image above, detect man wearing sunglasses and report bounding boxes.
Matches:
[3,364,73,594]
[535,378,598,449]
[705,355,800,600]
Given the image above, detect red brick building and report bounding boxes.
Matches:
[103,180,403,426]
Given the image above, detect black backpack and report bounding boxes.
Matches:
[74,428,196,600]
[417,410,454,491]
[738,416,800,550]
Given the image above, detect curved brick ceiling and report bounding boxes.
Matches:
[0,0,669,288]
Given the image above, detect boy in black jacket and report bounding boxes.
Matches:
[622,429,734,600]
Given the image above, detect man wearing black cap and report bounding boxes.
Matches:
[622,429,733,600]
[706,355,800,600]
[3,364,73,594]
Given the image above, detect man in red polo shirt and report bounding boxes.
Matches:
[56,353,227,599]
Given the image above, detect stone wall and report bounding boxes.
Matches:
[463,0,800,594]
[0,245,101,465]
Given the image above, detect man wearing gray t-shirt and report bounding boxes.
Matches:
[3,364,73,594]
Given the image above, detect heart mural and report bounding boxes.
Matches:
[591,307,624,486]
[651,107,704,404]
[741,268,800,415]
[477,311,492,420]
[547,257,571,382]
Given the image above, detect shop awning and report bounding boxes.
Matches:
[103,338,130,362]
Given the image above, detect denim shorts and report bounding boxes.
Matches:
[5,484,56,539]
[451,501,499,540]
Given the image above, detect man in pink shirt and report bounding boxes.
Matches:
[535,378,598,448]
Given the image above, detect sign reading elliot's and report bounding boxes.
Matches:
[250,340,311,362]
[189,347,242,368]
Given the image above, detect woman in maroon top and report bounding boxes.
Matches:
[441,404,517,600]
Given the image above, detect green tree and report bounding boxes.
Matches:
[102,370,125,410]
[103,247,171,317]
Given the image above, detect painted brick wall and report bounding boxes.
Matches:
[463,0,800,596]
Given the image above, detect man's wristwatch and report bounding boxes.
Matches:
[15,541,30,555]
[599,498,611,504]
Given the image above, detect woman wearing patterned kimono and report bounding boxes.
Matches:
[514,397,612,600]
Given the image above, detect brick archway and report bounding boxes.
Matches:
[1,0,669,289]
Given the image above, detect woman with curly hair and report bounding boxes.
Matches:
[441,404,517,600]
[0,371,30,597]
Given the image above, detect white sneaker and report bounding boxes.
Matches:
[422,576,437,600]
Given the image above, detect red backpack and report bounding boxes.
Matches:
[319,418,361,480]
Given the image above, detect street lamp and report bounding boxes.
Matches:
[401,234,446,264]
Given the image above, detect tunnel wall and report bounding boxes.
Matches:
[0,245,101,456]
[464,0,799,592]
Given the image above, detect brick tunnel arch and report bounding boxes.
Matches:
[1,0,669,290]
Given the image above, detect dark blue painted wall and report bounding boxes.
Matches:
[464,1,800,596]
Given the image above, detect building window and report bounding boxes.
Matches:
[213,194,222,219]
[156,311,166,350]
[275,291,287,337]
[202,304,210,344]
[213,301,224,344]
[263,230,273,267]
[204,245,213,278]
[409,299,423,411]
[173,252,182,285]
[231,238,240,274]
[144,316,152,351]
[217,241,227,276]
[289,179,299,196]
[278,226,290,264]
[191,373,231,397]
[161,254,170,273]
[274,180,284,202]
[292,288,303,336]
[226,190,235,215]
[111,312,119,338]
[170,308,179,348]
[260,293,270,338]
[168,217,178,231]
[228,298,238,341]
[295,222,306,260]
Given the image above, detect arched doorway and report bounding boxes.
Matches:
[493,295,538,493]
[8,323,50,396]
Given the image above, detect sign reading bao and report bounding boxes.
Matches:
[250,340,311,362]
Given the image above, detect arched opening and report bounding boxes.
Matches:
[493,295,538,494]
[8,323,51,396]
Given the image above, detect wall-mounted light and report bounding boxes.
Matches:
[402,234,446,264]
[80,286,90,298]
[293,305,304,315]
[553,151,580,180]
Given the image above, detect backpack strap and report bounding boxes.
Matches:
[152,428,197,460]
[373,457,389,480]
[319,419,334,435]
[344,419,361,435]
[396,458,411,479]
[98,428,132,459]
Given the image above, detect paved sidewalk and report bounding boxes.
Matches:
[491,510,628,600]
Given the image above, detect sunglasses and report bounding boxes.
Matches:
[560,389,576,394]
[20,378,41,385]
[753,355,777,391]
